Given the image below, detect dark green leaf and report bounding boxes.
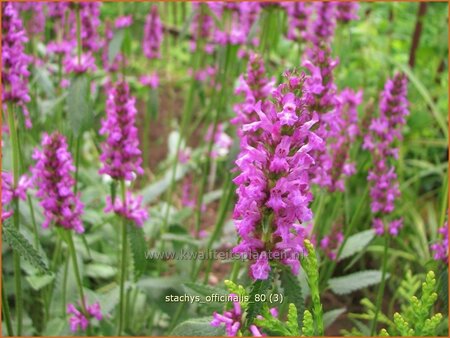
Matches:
[128,224,148,280]
[2,221,49,274]
[246,273,272,328]
[280,269,304,330]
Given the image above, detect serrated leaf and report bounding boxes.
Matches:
[67,74,92,135]
[42,318,67,336]
[2,222,49,274]
[246,274,272,327]
[108,29,125,64]
[324,307,346,329]
[339,229,376,261]
[171,317,225,336]
[183,282,228,297]
[26,273,55,291]
[128,224,148,280]
[280,269,304,329]
[329,270,390,295]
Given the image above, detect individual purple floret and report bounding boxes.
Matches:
[2,2,33,128]
[232,71,323,279]
[431,222,448,263]
[32,132,84,233]
[105,192,148,227]
[283,2,311,42]
[99,81,144,181]
[143,5,163,59]
[1,172,32,221]
[335,2,359,23]
[67,300,102,332]
[363,73,409,236]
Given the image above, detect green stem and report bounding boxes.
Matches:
[117,179,128,335]
[66,230,87,313]
[2,275,14,336]
[8,104,23,335]
[370,230,390,336]
[76,5,82,65]
[74,134,82,195]
[27,195,39,249]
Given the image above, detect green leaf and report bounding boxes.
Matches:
[2,222,49,274]
[339,229,376,261]
[33,67,55,98]
[246,273,272,328]
[42,318,67,336]
[85,263,117,279]
[137,276,181,290]
[67,75,92,135]
[323,307,346,329]
[280,269,304,329]
[128,224,148,280]
[26,273,55,291]
[171,317,225,336]
[108,29,125,64]
[328,270,390,295]
[183,282,228,297]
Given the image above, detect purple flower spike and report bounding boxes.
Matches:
[143,5,163,59]
[2,2,33,128]
[233,72,322,279]
[32,132,84,233]
[99,81,144,181]
[364,73,409,236]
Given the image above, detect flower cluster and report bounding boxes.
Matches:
[320,226,344,260]
[336,2,360,23]
[233,72,323,279]
[208,2,260,46]
[307,2,336,46]
[363,73,409,236]
[67,301,102,332]
[105,192,148,227]
[32,132,84,233]
[211,294,272,336]
[190,2,215,53]
[2,2,33,128]
[143,5,163,59]
[1,172,32,221]
[283,2,311,42]
[315,88,362,191]
[232,53,275,131]
[71,2,102,53]
[430,222,448,263]
[99,81,144,181]
[205,123,233,159]
[13,2,45,35]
